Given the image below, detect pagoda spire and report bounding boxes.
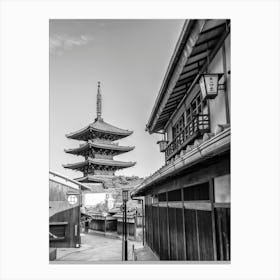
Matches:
[96,81,102,120]
[64,81,135,184]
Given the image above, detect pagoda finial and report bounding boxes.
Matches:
[96,81,102,120]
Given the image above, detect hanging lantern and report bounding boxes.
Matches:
[199,73,222,99]
[122,189,129,202]
[157,140,168,152]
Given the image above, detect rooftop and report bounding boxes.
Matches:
[66,118,133,141]
[132,124,230,197]
[49,170,91,191]
[146,19,230,133]
[75,174,113,183]
[65,141,135,155]
[63,157,136,170]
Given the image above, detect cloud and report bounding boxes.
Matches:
[50,33,93,55]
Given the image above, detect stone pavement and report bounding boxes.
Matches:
[133,246,159,261]
[53,231,142,262]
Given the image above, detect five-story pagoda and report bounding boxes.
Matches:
[63,82,136,187]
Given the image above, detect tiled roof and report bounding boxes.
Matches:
[147,19,229,133]
[63,157,136,169]
[66,118,133,139]
[131,125,230,197]
[89,158,136,167]
[75,175,106,183]
[65,141,134,154]
[49,171,91,191]
[113,212,136,219]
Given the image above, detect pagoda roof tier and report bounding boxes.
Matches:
[75,175,113,183]
[66,118,133,141]
[63,158,136,171]
[65,141,135,156]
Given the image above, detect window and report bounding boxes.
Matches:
[171,93,206,140]
[167,189,182,201]
[158,193,167,202]
[187,93,207,134]
[214,174,230,203]
[186,108,192,124]
[183,182,210,201]
[172,114,185,140]
[191,94,203,115]
[49,223,67,240]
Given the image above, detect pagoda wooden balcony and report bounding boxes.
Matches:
[165,114,210,161]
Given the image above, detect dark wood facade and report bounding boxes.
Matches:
[49,179,81,248]
[114,214,137,239]
[116,221,137,238]
[144,152,230,261]
[89,216,117,232]
[132,19,231,262]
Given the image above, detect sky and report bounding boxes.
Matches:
[50,19,184,179]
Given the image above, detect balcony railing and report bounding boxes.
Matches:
[165,114,210,161]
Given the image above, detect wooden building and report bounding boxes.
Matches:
[63,82,136,188]
[131,19,231,261]
[49,171,91,249]
[113,211,137,239]
[83,210,117,233]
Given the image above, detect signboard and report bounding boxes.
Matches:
[68,195,78,205]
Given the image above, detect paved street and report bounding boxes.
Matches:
[54,232,142,262]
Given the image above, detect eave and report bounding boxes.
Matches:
[66,119,133,141]
[64,141,135,155]
[49,170,91,191]
[63,157,136,170]
[75,175,111,183]
[146,19,230,133]
[131,126,230,197]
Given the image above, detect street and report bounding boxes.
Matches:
[54,232,142,262]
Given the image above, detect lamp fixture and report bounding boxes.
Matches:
[199,73,223,100]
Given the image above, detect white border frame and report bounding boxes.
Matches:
[1,0,280,279]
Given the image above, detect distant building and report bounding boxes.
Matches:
[63,82,136,189]
[83,192,114,210]
[49,171,91,249]
[132,19,231,261]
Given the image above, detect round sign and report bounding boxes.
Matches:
[68,195,78,205]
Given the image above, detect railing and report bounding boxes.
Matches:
[165,114,210,161]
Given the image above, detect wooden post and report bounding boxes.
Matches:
[124,202,128,261]
[122,207,124,261]
[134,215,137,240]
[181,187,187,260]
[166,192,171,260]
[77,194,81,247]
[174,206,178,261]
[217,210,224,260]
[195,210,201,261]
[142,199,145,246]
[157,196,160,258]
[132,244,135,261]
[104,216,107,235]
[209,179,217,261]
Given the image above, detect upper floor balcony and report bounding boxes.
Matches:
[165,114,210,161]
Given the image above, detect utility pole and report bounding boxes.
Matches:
[122,189,129,261]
